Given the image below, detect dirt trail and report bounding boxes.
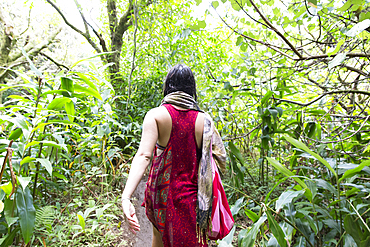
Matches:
[132,176,153,247]
[116,176,152,247]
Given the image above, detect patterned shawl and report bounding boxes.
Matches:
[161,91,227,240]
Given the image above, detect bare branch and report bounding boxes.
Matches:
[46,0,102,54]
[39,52,70,71]
[278,90,370,107]
[300,53,370,61]
[248,0,303,59]
[213,9,295,60]
[74,0,89,34]
[314,115,370,144]
[343,64,369,76]
[9,28,61,63]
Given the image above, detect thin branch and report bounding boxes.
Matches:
[300,53,370,61]
[74,0,90,34]
[225,123,262,141]
[278,90,370,107]
[248,0,303,59]
[39,52,70,71]
[329,114,369,119]
[9,28,61,63]
[74,0,108,53]
[213,9,295,60]
[314,115,370,144]
[234,0,271,30]
[343,64,368,76]
[46,0,102,54]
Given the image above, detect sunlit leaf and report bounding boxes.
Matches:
[47,97,71,110]
[65,101,75,122]
[17,177,31,191]
[241,216,267,247]
[9,128,23,141]
[328,53,346,70]
[74,84,102,100]
[266,157,311,201]
[275,190,304,211]
[61,77,74,93]
[327,40,345,56]
[345,19,370,37]
[36,158,53,177]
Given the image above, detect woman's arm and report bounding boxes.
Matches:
[121,109,159,233]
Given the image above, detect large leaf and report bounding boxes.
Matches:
[313,178,336,195]
[266,157,312,201]
[47,97,71,110]
[344,215,364,245]
[40,140,68,152]
[345,19,370,37]
[328,53,346,70]
[1,182,13,196]
[275,190,304,211]
[16,187,35,244]
[0,115,29,130]
[61,77,74,93]
[339,160,370,182]
[343,234,357,247]
[17,176,31,191]
[266,210,287,247]
[36,158,53,177]
[261,91,273,106]
[74,84,102,100]
[241,215,267,247]
[65,100,75,122]
[9,128,23,141]
[218,225,236,246]
[245,209,259,223]
[230,197,244,216]
[284,136,338,181]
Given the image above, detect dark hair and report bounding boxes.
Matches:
[163,64,197,100]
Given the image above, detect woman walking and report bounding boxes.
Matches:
[121,64,226,247]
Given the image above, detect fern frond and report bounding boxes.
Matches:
[35,206,56,233]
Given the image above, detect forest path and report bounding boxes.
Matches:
[132,176,153,247]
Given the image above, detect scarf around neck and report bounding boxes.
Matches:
[161,91,227,241]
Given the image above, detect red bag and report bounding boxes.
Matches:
[208,146,235,240]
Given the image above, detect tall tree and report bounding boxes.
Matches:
[46,0,152,92]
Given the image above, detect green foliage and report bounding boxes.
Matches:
[0,49,123,244]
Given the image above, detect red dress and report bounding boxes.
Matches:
[142,104,208,247]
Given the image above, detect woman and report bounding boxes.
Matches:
[121,64,226,247]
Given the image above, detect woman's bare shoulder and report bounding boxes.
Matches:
[145,106,169,119]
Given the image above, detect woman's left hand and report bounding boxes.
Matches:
[122,199,140,234]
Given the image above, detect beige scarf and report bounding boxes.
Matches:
[161,91,226,241]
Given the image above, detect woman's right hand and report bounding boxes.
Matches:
[121,199,140,234]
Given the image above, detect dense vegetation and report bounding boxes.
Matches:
[1,0,370,246]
